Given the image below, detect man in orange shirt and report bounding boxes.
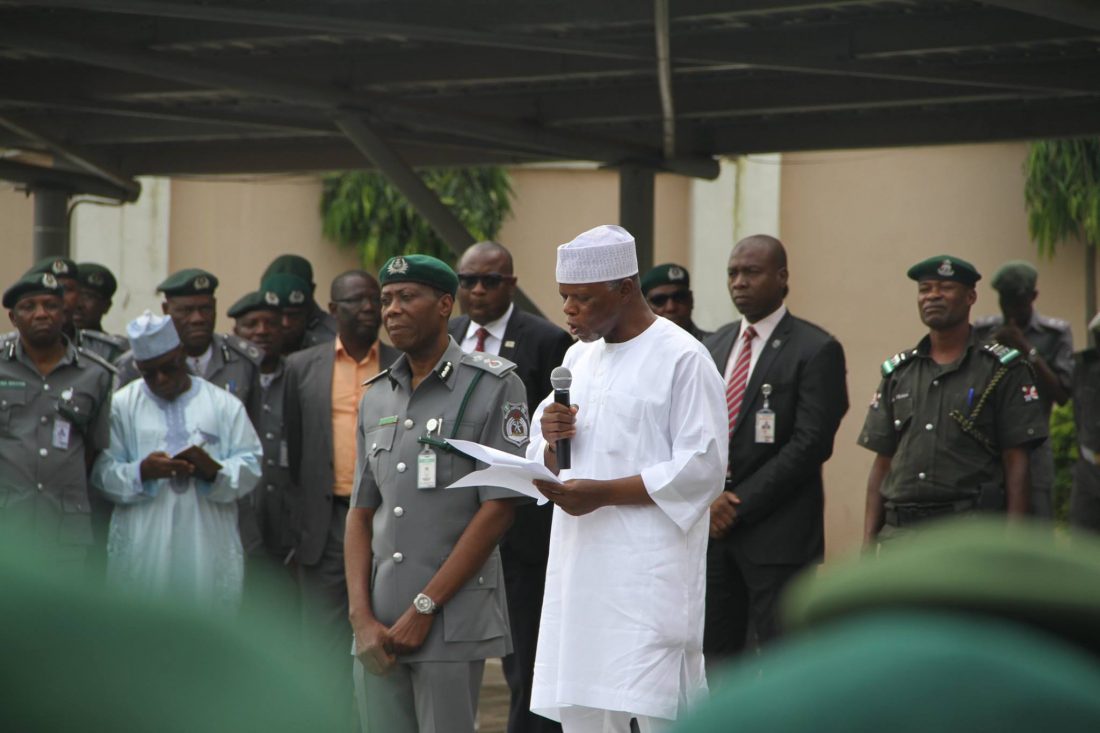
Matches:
[284,270,399,715]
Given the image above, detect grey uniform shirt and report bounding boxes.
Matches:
[974,311,1072,494]
[76,329,129,365]
[352,338,530,663]
[0,336,114,546]
[116,334,263,420]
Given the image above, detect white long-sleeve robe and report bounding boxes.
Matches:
[91,377,262,611]
[526,317,728,722]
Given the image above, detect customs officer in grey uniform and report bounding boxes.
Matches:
[0,271,115,568]
[1070,312,1100,532]
[116,269,262,419]
[974,260,1072,517]
[229,288,298,603]
[861,256,1048,544]
[73,262,129,364]
[346,255,530,733]
[262,255,338,351]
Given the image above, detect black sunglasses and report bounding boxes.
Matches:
[648,291,691,307]
[458,273,515,290]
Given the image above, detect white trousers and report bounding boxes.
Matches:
[559,706,672,733]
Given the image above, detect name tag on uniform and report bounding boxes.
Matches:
[279,439,289,468]
[417,445,437,489]
[52,418,72,450]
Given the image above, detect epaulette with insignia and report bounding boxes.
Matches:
[461,351,517,377]
[881,349,918,377]
[362,369,391,387]
[972,314,1000,329]
[222,334,264,366]
[81,329,128,349]
[983,342,1021,364]
[76,346,120,375]
[1038,315,1070,331]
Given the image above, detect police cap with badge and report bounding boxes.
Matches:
[640,262,691,295]
[77,263,118,299]
[906,255,981,286]
[157,268,218,297]
[27,256,78,283]
[262,255,316,292]
[3,271,65,308]
[990,261,1038,298]
[260,273,310,309]
[379,254,459,297]
[228,289,282,319]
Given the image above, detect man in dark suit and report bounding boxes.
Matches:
[703,235,848,665]
[448,241,572,733]
[284,270,398,716]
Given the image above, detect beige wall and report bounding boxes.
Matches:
[168,177,361,330]
[497,166,691,327]
[0,184,35,275]
[779,142,1096,560]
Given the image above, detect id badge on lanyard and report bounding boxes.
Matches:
[755,383,776,444]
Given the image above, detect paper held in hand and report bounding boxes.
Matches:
[443,438,560,505]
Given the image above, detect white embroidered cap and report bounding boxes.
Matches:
[555,224,639,284]
[127,310,181,361]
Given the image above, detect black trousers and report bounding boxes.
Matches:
[501,547,561,733]
[703,539,805,672]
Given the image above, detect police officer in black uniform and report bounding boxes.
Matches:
[861,256,1049,543]
[73,262,130,364]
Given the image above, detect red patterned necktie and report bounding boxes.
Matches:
[725,325,757,435]
[474,327,489,352]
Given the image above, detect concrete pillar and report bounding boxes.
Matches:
[619,166,655,276]
[32,186,70,262]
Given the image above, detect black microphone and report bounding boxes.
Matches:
[550,366,572,470]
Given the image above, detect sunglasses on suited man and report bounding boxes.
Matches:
[457,273,516,290]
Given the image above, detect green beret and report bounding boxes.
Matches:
[906,255,981,286]
[991,260,1038,297]
[379,255,458,297]
[262,255,314,287]
[4,271,65,308]
[228,289,281,318]
[157,268,218,297]
[27,256,77,280]
[260,273,310,308]
[641,263,691,295]
[76,263,118,298]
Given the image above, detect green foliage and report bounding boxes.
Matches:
[320,167,513,268]
[1023,138,1100,256]
[1050,401,1077,525]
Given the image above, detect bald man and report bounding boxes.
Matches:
[702,235,848,664]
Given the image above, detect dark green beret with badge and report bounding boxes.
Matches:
[262,255,314,287]
[228,289,282,318]
[906,255,981,286]
[77,263,118,298]
[379,255,458,297]
[260,273,310,308]
[4,271,64,308]
[641,262,691,295]
[27,255,77,280]
[157,268,218,297]
[990,260,1037,297]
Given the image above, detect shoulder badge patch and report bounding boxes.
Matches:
[1022,385,1039,402]
[501,402,530,447]
[881,349,917,377]
[983,342,1021,365]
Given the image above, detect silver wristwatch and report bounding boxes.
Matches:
[413,592,439,615]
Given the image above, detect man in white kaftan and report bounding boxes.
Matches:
[92,312,262,611]
[528,226,727,733]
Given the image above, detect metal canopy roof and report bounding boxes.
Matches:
[2,0,1100,199]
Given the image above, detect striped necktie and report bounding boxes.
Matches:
[725,325,757,435]
[474,327,490,352]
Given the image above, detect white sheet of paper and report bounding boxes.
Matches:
[444,438,560,505]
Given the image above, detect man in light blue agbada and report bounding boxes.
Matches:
[92,311,262,611]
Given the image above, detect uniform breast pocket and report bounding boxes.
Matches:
[0,390,27,436]
[890,396,914,434]
[442,553,505,643]
[57,389,97,429]
[365,423,397,484]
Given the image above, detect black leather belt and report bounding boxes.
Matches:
[332,495,351,507]
[884,500,974,528]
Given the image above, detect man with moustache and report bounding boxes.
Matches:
[528,225,727,733]
[448,240,572,733]
[346,254,530,733]
[284,270,398,716]
[0,271,115,565]
[861,256,1048,545]
[116,269,262,420]
[703,235,848,662]
[229,289,297,603]
[92,311,261,610]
